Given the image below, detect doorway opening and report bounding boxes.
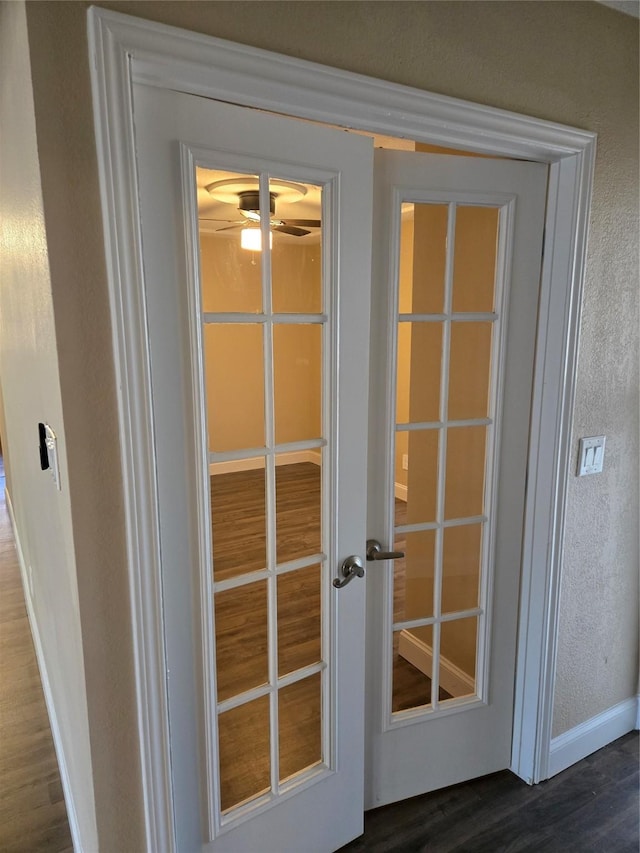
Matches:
[88,10,596,847]
[195,129,518,817]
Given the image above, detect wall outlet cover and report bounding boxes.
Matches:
[577,435,605,476]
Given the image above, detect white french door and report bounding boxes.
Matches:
[365,149,547,807]
[131,84,546,850]
[132,84,373,852]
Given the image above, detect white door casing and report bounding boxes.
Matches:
[88,8,596,851]
[132,84,373,851]
[366,150,547,807]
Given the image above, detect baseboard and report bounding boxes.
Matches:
[398,628,475,697]
[636,695,640,730]
[210,449,321,475]
[5,489,82,853]
[548,696,638,778]
[394,482,407,501]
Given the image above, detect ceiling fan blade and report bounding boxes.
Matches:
[274,225,311,237]
[282,219,321,227]
[210,223,243,232]
[199,217,244,223]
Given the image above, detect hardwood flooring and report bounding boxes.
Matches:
[212,464,324,811]
[0,462,73,852]
[210,463,321,583]
[1,456,634,848]
[340,731,639,853]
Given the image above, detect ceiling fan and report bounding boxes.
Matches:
[201,188,321,237]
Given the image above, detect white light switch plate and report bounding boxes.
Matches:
[44,424,61,490]
[577,435,605,476]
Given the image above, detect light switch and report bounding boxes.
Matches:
[44,424,61,490]
[577,435,605,476]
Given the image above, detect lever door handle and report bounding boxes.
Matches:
[333,555,365,589]
[366,539,405,562]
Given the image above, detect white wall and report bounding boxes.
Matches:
[0,3,97,849]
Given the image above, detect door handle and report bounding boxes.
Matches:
[366,539,405,561]
[333,555,365,589]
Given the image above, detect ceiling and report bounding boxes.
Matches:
[594,0,639,16]
[197,167,322,240]
[197,133,415,241]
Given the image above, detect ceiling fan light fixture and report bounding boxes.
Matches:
[238,190,276,218]
[205,178,307,205]
[240,227,273,252]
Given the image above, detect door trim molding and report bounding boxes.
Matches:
[87,7,596,847]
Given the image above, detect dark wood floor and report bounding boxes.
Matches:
[2,456,635,847]
[0,461,73,852]
[341,731,639,853]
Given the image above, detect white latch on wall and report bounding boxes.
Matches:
[44,424,61,490]
[577,435,605,476]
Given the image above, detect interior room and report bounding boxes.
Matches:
[197,148,516,811]
[0,2,636,851]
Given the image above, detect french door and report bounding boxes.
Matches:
[132,84,373,852]
[366,150,547,807]
[132,83,546,850]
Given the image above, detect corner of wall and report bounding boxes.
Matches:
[0,2,98,849]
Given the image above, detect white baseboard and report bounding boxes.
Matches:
[394,482,407,501]
[548,696,638,778]
[210,449,321,475]
[5,489,82,853]
[398,628,475,697]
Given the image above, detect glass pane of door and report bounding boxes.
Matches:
[198,168,327,816]
[390,201,500,716]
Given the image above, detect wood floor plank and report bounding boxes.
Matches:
[340,732,639,853]
[0,472,72,853]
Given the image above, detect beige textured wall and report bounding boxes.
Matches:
[16,0,638,842]
[0,3,98,849]
[22,3,146,849]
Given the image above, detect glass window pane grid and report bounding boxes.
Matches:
[218,695,271,813]
[206,172,329,814]
[392,606,483,633]
[203,312,327,324]
[391,201,499,718]
[395,516,487,535]
[212,554,325,594]
[278,673,322,782]
[396,418,492,432]
[397,312,497,322]
[217,661,326,713]
[209,439,326,466]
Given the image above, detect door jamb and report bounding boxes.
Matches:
[87,8,596,850]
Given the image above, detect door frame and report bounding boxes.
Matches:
[87,8,596,851]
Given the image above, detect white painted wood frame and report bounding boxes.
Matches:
[87,7,596,850]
